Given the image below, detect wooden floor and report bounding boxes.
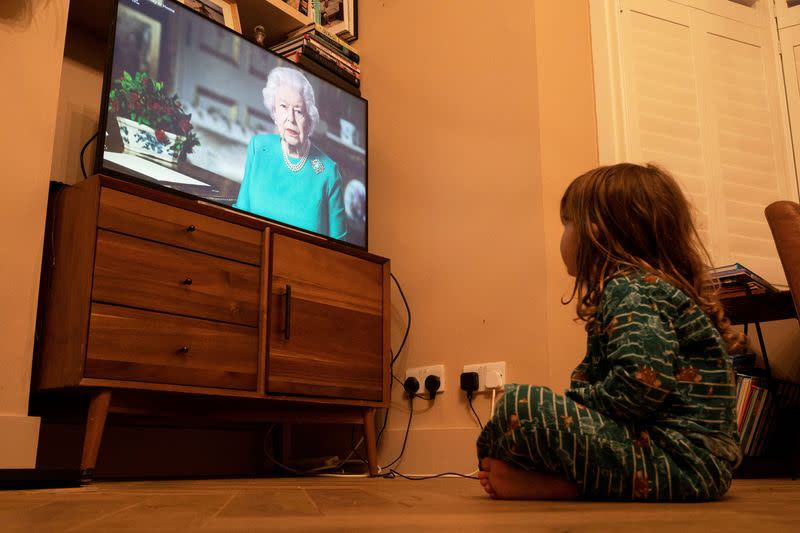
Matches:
[1,477,798,531]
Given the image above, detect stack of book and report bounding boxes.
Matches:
[709,263,777,297]
[736,375,775,456]
[271,22,361,96]
[736,376,800,457]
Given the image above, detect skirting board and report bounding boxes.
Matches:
[376,426,482,476]
[0,468,82,489]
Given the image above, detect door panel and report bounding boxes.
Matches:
[268,234,384,401]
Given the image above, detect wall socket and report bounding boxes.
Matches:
[405,364,446,395]
[462,361,506,392]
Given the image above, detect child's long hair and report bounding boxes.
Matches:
[560,163,744,353]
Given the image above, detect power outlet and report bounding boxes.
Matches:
[405,364,446,395]
[462,361,506,392]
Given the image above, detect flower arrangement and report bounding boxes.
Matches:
[108,71,199,159]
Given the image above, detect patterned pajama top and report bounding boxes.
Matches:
[477,272,742,500]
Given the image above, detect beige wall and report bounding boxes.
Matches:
[359,0,598,473]
[536,1,599,391]
[0,0,69,467]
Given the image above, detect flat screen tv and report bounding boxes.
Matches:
[95,0,368,249]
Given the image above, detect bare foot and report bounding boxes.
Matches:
[478,458,579,500]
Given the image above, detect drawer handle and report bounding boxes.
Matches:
[186,224,196,233]
[284,284,292,340]
[182,278,193,285]
[179,345,190,354]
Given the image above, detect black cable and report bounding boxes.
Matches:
[376,398,390,447]
[381,469,478,480]
[350,424,368,465]
[376,273,412,449]
[383,397,413,469]
[80,131,99,180]
[467,393,483,430]
[389,272,411,366]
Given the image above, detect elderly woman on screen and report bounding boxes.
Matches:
[234,67,347,240]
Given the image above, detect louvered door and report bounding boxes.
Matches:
[619,0,796,284]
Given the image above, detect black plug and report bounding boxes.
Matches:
[403,376,420,397]
[424,375,441,400]
[460,371,480,401]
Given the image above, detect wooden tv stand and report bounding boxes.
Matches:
[34,175,390,480]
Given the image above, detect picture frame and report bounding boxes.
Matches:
[315,0,357,42]
[178,0,242,33]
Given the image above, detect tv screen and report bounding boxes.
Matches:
[96,0,368,249]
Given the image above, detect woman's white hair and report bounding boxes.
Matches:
[262,67,320,136]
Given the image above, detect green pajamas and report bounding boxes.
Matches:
[477,273,742,501]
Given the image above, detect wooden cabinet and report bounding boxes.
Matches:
[35,175,389,480]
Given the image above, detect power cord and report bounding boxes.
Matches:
[380,469,478,480]
[262,424,368,477]
[376,272,413,448]
[460,371,483,429]
[80,131,99,179]
[389,272,410,366]
[381,396,414,470]
[467,394,483,430]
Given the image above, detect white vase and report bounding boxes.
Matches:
[116,116,185,168]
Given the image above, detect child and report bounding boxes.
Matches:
[477,163,744,501]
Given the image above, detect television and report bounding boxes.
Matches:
[95,0,368,249]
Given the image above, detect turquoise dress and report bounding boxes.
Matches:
[234,134,347,240]
[477,272,742,500]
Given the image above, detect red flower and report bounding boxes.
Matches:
[149,102,161,112]
[179,118,190,133]
[155,128,168,143]
[129,91,139,103]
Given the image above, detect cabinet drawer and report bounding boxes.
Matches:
[93,230,260,326]
[85,303,258,390]
[98,188,262,265]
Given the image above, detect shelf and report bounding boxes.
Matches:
[67,0,309,46]
[238,0,311,45]
[720,290,797,325]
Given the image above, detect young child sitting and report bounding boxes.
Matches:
[477,163,743,501]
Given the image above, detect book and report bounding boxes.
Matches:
[282,50,360,97]
[312,0,322,24]
[709,263,777,293]
[292,45,360,87]
[302,35,360,73]
[272,35,360,76]
[287,22,360,62]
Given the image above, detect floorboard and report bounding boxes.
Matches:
[1,477,798,531]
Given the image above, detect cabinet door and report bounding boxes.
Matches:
[268,234,384,401]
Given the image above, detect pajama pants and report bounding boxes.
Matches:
[476,384,734,501]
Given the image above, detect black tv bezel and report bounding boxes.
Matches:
[94,0,369,251]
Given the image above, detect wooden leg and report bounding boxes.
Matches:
[362,407,378,477]
[80,389,111,483]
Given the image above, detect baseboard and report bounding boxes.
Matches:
[376,426,481,476]
[0,415,40,469]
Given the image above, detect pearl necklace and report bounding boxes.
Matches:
[282,139,310,172]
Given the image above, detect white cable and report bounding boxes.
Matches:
[491,388,497,416]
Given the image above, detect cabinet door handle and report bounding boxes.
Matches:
[186,224,196,233]
[182,277,193,285]
[284,284,292,340]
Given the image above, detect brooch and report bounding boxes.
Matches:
[311,159,324,174]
